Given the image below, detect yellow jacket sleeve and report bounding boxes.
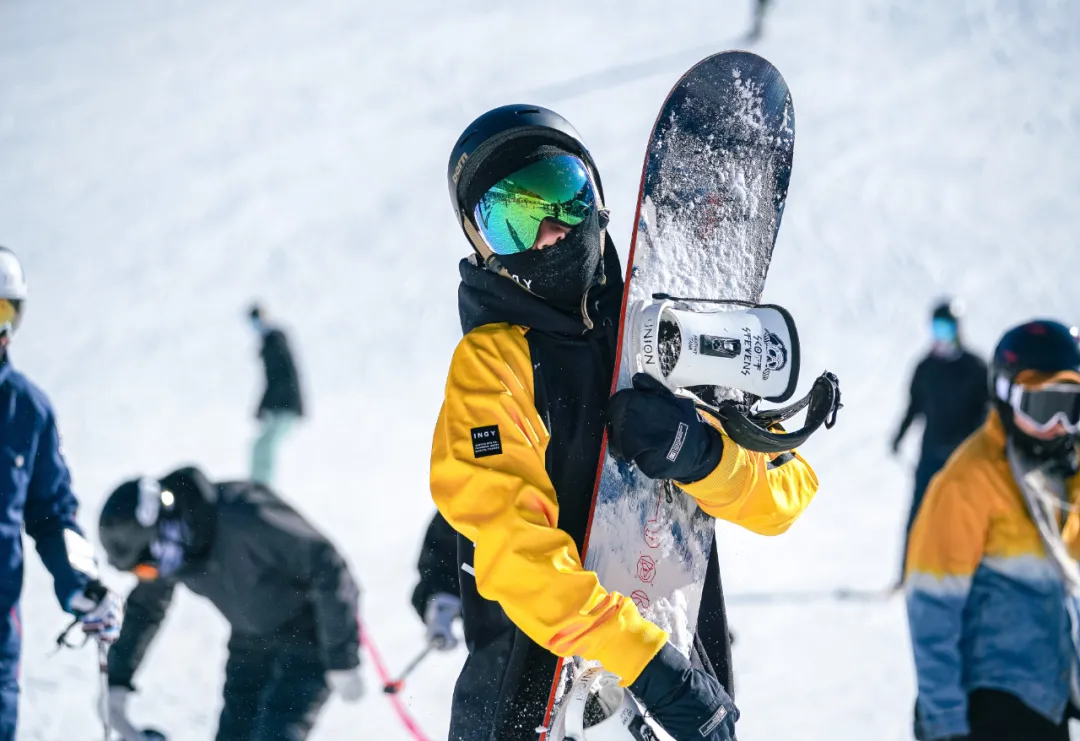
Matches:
[430,324,667,685]
[678,414,819,535]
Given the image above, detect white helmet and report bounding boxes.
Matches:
[0,248,27,301]
[550,667,661,741]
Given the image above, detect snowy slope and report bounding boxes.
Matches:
[1,0,1078,738]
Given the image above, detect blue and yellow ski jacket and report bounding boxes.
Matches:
[906,411,1080,740]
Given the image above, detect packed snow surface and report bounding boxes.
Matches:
[1,1,1078,738]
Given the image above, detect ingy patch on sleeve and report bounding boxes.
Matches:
[471,425,502,458]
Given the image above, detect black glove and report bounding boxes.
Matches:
[607,374,724,483]
[630,643,738,741]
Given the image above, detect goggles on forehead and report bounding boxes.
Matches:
[472,155,597,256]
[1006,382,1080,434]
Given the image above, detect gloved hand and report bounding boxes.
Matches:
[99,686,145,741]
[68,580,124,644]
[424,592,462,651]
[327,667,365,703]
[630,643,738,741]
[607,374,724,483]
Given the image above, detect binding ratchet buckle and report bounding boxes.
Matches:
[708,370,842,454]
[635,293,842,454]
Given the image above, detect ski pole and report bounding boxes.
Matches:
[98,640,112,741]
[382,644,434,694]
[358,619,432,741]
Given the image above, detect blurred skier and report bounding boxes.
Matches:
[431,105,820,741]
[746,0,772,42]
[0,247,123,741]
[410,510,461,652]
[248,303,304,486]
[98,466,363,741]
[906,319,1080,741]
[892,299,988,584]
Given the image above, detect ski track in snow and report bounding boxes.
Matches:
[1,0,1079,738]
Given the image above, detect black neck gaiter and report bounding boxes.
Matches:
[1012,430,1080,478]
[493,207,605,312]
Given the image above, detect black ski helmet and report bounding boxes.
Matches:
[990,319,1080,437]
[99,466,218,573]
[931,298,964,325]
[99,477,160,572]
[447,104,605,258]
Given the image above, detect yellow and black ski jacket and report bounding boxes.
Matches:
[430,243,819,740]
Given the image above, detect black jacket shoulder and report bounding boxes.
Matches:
[411,510,460,618]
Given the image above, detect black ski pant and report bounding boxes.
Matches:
[216,626,330,741]
[967,689,1072,741]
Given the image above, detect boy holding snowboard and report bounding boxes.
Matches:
[430,105,820,741]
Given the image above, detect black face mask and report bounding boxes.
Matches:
[493,207,606,312]
[1012,429,1080,477]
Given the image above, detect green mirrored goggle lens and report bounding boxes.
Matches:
[472,155,596,255]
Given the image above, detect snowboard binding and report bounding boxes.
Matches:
[628,294,841,454]
[547,667,660,741]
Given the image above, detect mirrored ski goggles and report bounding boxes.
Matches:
[1009,383,1080,434]
[472,155,596,255]
[0,300,20,336]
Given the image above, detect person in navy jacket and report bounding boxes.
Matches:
[0,247,122,740]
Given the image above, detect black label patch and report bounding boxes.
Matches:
[471,425,503,458]
[700,335,741,358]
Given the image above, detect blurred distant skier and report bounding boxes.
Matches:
[99,466,363,741]
[892,299,988,584]
[0,247,123,741]
[747,0,772,42]
[906,319,1080,741]
[431,104,820,741]
[410,510,461,652]
[248,303,304,486]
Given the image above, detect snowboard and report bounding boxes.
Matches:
[544,50,794,739]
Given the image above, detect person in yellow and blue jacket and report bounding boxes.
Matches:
[431,105,820,741]
[906,319,1080,741]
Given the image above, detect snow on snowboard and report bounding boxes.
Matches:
[545,50,804,741]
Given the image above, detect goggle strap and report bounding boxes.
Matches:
[462,214,494,262]
[484,254,506,276]
[996,375,1011,402]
